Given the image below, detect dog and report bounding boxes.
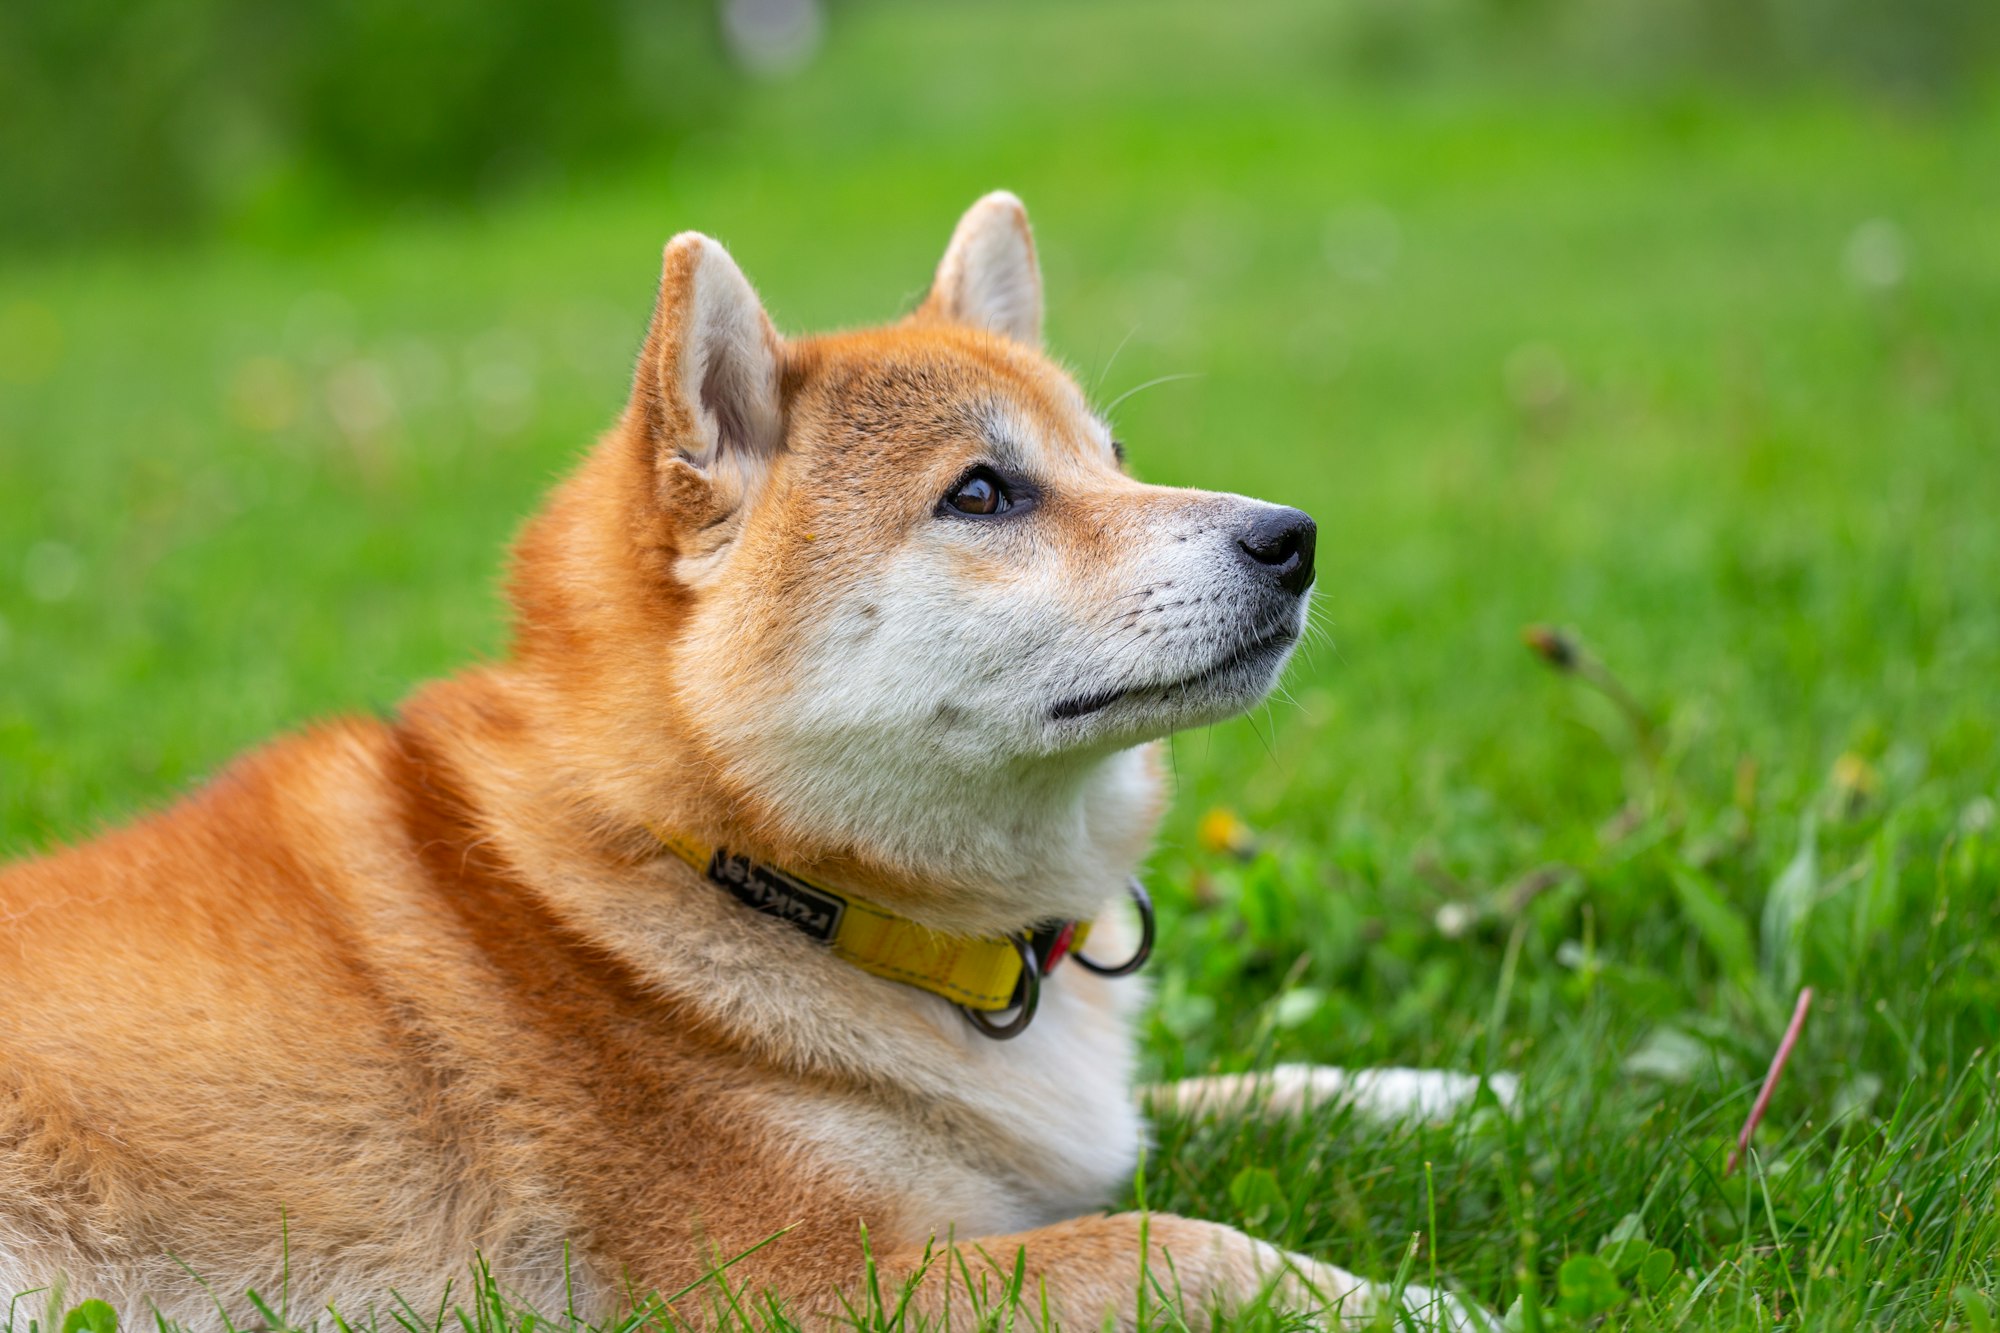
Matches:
[0,194,1497,1330]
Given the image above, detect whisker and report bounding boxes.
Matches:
[1094,324,1142,392]
[1245,707,1277,763]
[1103,372,1206,420]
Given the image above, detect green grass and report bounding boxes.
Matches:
[6,2,2000,1329]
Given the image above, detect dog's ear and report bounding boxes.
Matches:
[632,233,784,501]
[915,191,1043,345]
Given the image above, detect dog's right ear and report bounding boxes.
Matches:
[630,233,784,508]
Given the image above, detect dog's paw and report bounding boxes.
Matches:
[1297,1065,1519,1122]
[1151,1064,1518,1124]
[1393,1283,1501,1332]
[1246,1240,1497,1332]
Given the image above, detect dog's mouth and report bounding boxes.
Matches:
[1049,623,1299,722]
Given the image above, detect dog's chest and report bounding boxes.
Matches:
[772,976,1147,1243]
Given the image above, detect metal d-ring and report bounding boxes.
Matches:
[1073,877,1155,977]
[961,935,1041,1040]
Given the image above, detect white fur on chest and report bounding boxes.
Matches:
[769,963,1150,1243]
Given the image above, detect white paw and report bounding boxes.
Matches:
[1255,1245,1497,1331]
[1395,1283,1500,1332]
[1148,1065,1520,1132]
[1157,1064,1518,1122]
[1290,1065,1518,1122]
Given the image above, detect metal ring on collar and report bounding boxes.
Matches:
[961,935,1041,1040]
[1073,877,1155,978]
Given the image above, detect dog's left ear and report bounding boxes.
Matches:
[632,232,784,503]
[915,191,1043,345]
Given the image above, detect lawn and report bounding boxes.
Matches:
[5,1,2000,1329]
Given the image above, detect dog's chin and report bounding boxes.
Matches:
[1044,624,1301,745]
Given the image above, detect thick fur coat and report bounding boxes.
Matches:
[0,195,1487,1331]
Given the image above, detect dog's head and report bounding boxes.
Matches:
[520,195,1315,930]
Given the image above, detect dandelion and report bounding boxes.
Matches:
[1197,807,1257,860]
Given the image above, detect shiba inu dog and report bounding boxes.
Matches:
[0,194,1495,1330]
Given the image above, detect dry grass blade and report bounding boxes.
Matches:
[1725,987,1814,1178]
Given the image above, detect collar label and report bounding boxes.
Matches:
[706,849,846,943]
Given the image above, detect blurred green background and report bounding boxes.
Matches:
[4,0,1997,248]
[5,1,2000,1325]
[4,0,1995,843]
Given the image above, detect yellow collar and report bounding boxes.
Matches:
[650,827,1092,1018]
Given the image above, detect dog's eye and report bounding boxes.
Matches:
[944,467,1012,517]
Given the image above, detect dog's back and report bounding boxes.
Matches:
[0,702,931,1318]
[1,725,446,1305]
[0,718,581,1304]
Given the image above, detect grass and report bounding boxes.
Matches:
[5,1,2000,1329]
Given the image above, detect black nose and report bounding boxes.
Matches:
[1237,507,1317,595]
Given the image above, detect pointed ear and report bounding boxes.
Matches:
[916,191,1043,345]
[633,233,783,496]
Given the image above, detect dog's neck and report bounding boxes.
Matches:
[684,739,1165,938]
[400,653,1162,950]
[391,663,1157,1077]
